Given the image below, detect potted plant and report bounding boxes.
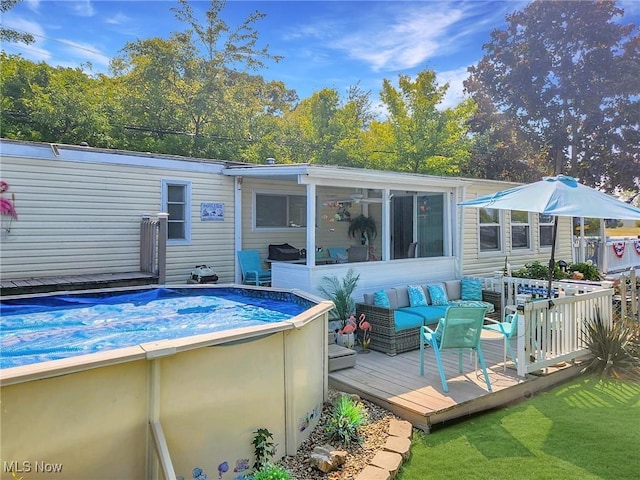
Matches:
[318,268,360,347]
[348,214,377,245]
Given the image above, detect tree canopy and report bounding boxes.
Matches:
[465,0,640,192]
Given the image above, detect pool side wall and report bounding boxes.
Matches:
[0,298,331,480]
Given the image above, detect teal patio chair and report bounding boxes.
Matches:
[237,250,271,286]
[483,308,518,371]
[327,247,348,263]
[420,306,492,393]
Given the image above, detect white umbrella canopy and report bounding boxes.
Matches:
[459,175,640,299]
[459,175,640,219]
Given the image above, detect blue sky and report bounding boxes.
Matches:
[3,0,640,109]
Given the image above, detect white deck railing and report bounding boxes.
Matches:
[515,289,614,376]
[573,237,640,274]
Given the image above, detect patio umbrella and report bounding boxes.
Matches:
[458,175,640,298]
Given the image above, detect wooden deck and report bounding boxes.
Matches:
[0,272,158,296]
[329,334,581,432]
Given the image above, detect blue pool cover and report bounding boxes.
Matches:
[0,288,309,369]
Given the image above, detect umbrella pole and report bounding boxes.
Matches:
[547,216,560,300]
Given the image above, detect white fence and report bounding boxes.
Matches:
[617,269,639,321]
[516,289,614,376]
[573,237,640,274]
[479,275,615,377]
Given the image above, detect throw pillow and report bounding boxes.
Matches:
[428,284,449,306]
[408,285,428,307]
[461,278,483,301]
[373,290,391,308]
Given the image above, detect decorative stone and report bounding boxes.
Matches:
[309,444,347,473]
[388,419,413,438]
[370,451,403,478]
[355,465,391,480]
[384,435,411,459]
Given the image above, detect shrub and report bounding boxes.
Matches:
[512,260,569,280]
[581,307,640,382]
[325,394,367,445]
[252,463,293,480]
[318,268,360,327]
[252,428,276,471]
[568,262,601,281]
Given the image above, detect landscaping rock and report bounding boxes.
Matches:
[309,445,347,473]
[388,419,413,438]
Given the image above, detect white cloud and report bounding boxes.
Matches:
[70,0,95,17]
[1,16,52,61]
[436,66,472,110]
[105,12,131,26]
[62,39,111,68]
[24,0,40,12]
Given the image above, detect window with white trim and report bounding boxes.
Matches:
[511,210,531,249]
[255,192,306,228]
[539,214,554,248]
[479,208,502,252]
[162,179,191,244]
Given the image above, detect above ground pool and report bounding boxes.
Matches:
[0,286,314,369]
[1,285,332,479]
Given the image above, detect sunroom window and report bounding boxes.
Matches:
[255,193,306,228]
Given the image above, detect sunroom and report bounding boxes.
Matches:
[223,163,472,299]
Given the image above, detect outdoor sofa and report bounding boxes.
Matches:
[355,279,496,355]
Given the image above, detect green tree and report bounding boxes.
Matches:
[379,70,475,175]
[111,0,285,158]
[1,0,34,45]
[0,54,113,145]
[465,0,640,192]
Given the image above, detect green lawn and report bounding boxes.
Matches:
[398,378,640,480]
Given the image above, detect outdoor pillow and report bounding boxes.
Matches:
[408,284,428,307]
[373,290,391,308]
[428,284,449,306]
[461,278,483,301]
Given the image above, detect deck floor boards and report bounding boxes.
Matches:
[329,336,577,430]
[1,272,158,296]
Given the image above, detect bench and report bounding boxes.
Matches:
[356,279,497,355]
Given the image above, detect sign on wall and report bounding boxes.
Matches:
[201,202,224,221]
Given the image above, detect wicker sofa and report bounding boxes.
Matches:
[355,280,495,356]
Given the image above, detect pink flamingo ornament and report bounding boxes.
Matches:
[0,181,18,228]
[358,313,372,352]
[338,315,358,348]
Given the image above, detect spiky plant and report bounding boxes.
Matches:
[581,307,640,382]
[325,394,367,445]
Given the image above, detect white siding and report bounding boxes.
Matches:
[459,182,573,278]
[1,143,235,284]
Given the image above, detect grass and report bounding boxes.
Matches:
[398,377,640,480]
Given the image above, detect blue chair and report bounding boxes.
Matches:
[420,306,492,393]
[327,247,348,263]
[237,250,271,286]
[483,308,518,371]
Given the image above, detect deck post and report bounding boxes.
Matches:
[156,213,168,285]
